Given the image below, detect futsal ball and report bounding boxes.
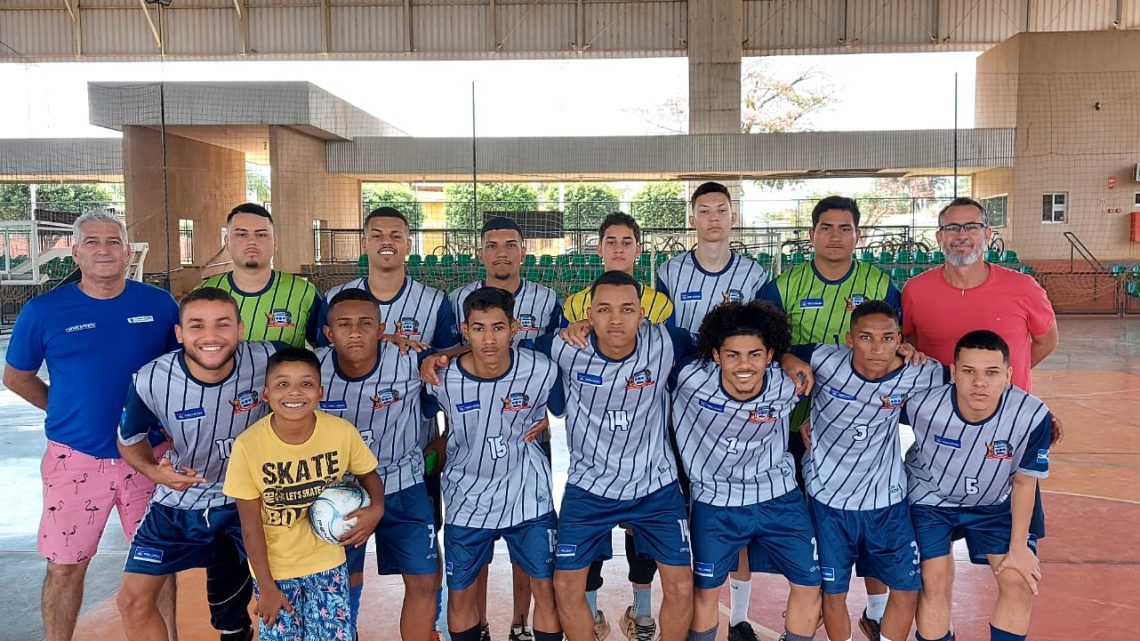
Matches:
[309,481,371,545]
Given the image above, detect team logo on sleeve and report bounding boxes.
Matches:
[517,314,539,333]
[266,309,295,328]
[845,294,867,311]
[230,390,262,414]
[626,369,656,389]
[501,392,531,412]
[880,393,907,409]
[395,317,422,337]
[371,389,402,409]
[748,406,779,423]
[985,440,1014,460]
[722,289,744,303]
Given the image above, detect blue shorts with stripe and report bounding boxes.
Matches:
[346,483,440,576]
[124,502,245,575]
[690,489,822,590]
[555,482,690,571]
[444,511,557,590]
[808,498,921,593]
[911,500,1037,565]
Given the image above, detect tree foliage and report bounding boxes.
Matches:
[0,183,121,221]
[538,183,622,231]
[630,182,687,229]
[362,182,423,228]
[443,182,539,229]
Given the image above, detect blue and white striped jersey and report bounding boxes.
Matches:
[903,385,1052,508]
[672,360,800,507]
[427,348,559,528]
[314,344,425,495]
[802,345,948,510]
[655,250,770,337]
[450,279,562,349]
[539,324,693,500]
[325,276,460,350]
[119,342,277,510]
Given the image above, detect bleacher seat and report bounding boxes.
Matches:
[909,266,925,277]
[859,251,875,263]
[756,253,773,266]
[789,252,806,265]
[587,254,602,266]
[890,267,908,283]
[931,251,945,264]
[999,250,1019,264]
[539,255,554,267]
[637,254,652,266]
[895,251,913,264]
[570,255,587,266]
[654,253,669,266]
[555,255,571,266]
[1111,264,1127,276]
[424,255,439,266]
[984,250,999,263]
[878,252,895,265]
[457,255,475,266]
[523,255,537,266]
[406,254,423,265]
[912,251,929,265]
[1018,265,1037,276]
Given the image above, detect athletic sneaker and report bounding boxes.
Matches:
[727,621,760,641]
[858,610,881,641]
[619,606,656,641]
[594,609,612,641]
[220,629,252,641]
[510,625,534,641]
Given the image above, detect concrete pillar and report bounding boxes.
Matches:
[687,0,744,213]
[268,126,361,273]
[122,126,245,283]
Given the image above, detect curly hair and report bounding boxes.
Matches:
[696,301,791,362]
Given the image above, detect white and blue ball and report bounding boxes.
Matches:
[309,481,371,545]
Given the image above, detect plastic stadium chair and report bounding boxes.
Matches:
[539,255,554,267]
[406,254,423,265]
[457,255,474,266]
[1128,281,1140,298]
[895,251,913,265]
[1111,264,1127,276]
[890,267,908,283]
[540,268,557,283]
[909,266,925,277]
[878,252,895,265]
[637,254,652,266]
[634,266,650,282]
[912,251,929,265]
[524,268,541,281]
[587,254,602,266]
[523,255,537,266]
[424,255,439,267]
[440,255,456,266]
[789,252,806,265]
[1000,250,1019,264]
[931,251,945,264]
[756,253,773,266]
[984,250,999,263]
[555,254,571,266]
[1018,265,1037,276]
[1131,264,1140,274]
[860,251,876,263]
[570,255,587,266]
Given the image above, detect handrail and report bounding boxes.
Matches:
[1063,231,1107,273]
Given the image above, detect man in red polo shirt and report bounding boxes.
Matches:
[902,197,1057,393]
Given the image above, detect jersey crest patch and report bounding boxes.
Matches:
[845,294,867,311]
[501,392,531,412]
[985,440,1014,460]
[748,406,779,423]
[372,388,401,409]
[880,393,906,409]
[517,314,539,333]
[230,390,262,414]
[626,369,655,389]
[266,309,294,328]
[395,317,422,337]
[722,289,744,303]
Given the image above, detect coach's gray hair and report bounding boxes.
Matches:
[73,210,128,245]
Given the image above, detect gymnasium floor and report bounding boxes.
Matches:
[1,316,1137,641]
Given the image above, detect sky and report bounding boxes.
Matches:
[0,51,980,211]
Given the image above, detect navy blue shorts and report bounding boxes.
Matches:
[809,499,921,593]
[124,502,245,575]
[346,483,440,576]
[444,511,557,590]
[911,501,1036,565]
[690,490,822,590]
[556,482,691,571]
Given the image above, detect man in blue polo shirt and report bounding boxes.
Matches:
[4,211,179,641]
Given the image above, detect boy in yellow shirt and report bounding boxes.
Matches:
[223,347,384,640]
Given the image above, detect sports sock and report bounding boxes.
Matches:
[585,590,598,618]
[990,625,1027,641]
[781,631,813,641]
[450,624,484,641]
[728,578,751,625]
[534,631,564,641]
[687,626,717,641]
[632,585,652,618]
[865,593,888,622]
[348,585,363,631]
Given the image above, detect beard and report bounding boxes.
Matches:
[243,259,263,269]
[943,243,984,267]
